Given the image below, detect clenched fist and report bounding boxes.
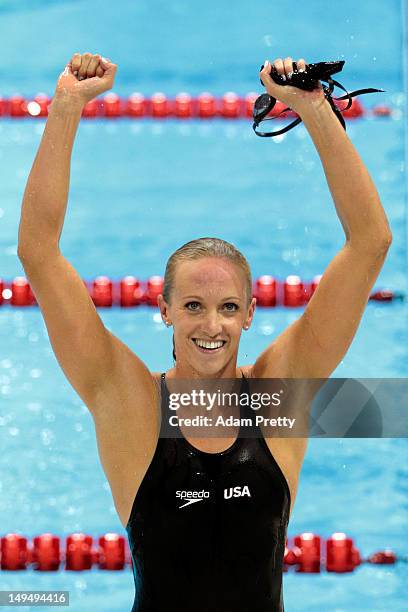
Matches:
[54,52,118,105]
[260,56,325,115]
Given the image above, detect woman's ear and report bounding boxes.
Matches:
[244,297,257,329]
[157,294,170,325]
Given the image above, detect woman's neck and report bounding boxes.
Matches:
[168,362,243,379]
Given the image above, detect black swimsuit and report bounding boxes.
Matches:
[126,372,291,612]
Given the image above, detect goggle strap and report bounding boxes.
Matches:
[252,116,303,137]
[253,78,385,137]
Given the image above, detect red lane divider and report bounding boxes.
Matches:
[0,531,403,572]
[283,532,402,574]
[0,275,403,308]
[0,92,393,120]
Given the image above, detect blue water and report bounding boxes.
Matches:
[0,0,407,610]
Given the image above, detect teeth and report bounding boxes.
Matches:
[194,339,224,349]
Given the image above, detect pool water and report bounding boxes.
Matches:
[0,0,407,610]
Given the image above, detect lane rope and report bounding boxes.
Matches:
[0,92,394,120]
[1,275,404,308]
[0,531,404,572]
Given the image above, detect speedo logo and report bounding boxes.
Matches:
[176,489,210,508]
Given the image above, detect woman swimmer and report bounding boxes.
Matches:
[18,53,392,612]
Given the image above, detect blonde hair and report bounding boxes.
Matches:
[162,237,252,362]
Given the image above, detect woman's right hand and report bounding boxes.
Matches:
[54,52,118,105]
[260,56,326,116]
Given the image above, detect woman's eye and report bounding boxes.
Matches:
[224,303,238,311]
[185,302,238,312]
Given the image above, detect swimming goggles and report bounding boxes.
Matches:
[252,60,385,137]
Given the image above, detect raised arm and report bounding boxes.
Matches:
[252,57,392,379]
[17,53,157,414]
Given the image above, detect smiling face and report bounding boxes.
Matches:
[158,257,256,378]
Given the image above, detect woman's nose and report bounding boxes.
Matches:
[202,311,223,336]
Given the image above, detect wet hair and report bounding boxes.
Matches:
[162,237,252,362]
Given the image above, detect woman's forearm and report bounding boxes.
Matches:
[18,94,84,260]
[300,98,392,250]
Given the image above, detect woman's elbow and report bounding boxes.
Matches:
[349,229,392,257]
[379,230,393,254]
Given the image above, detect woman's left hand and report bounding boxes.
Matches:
[54,52,118,106]
[260,56,326,116]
